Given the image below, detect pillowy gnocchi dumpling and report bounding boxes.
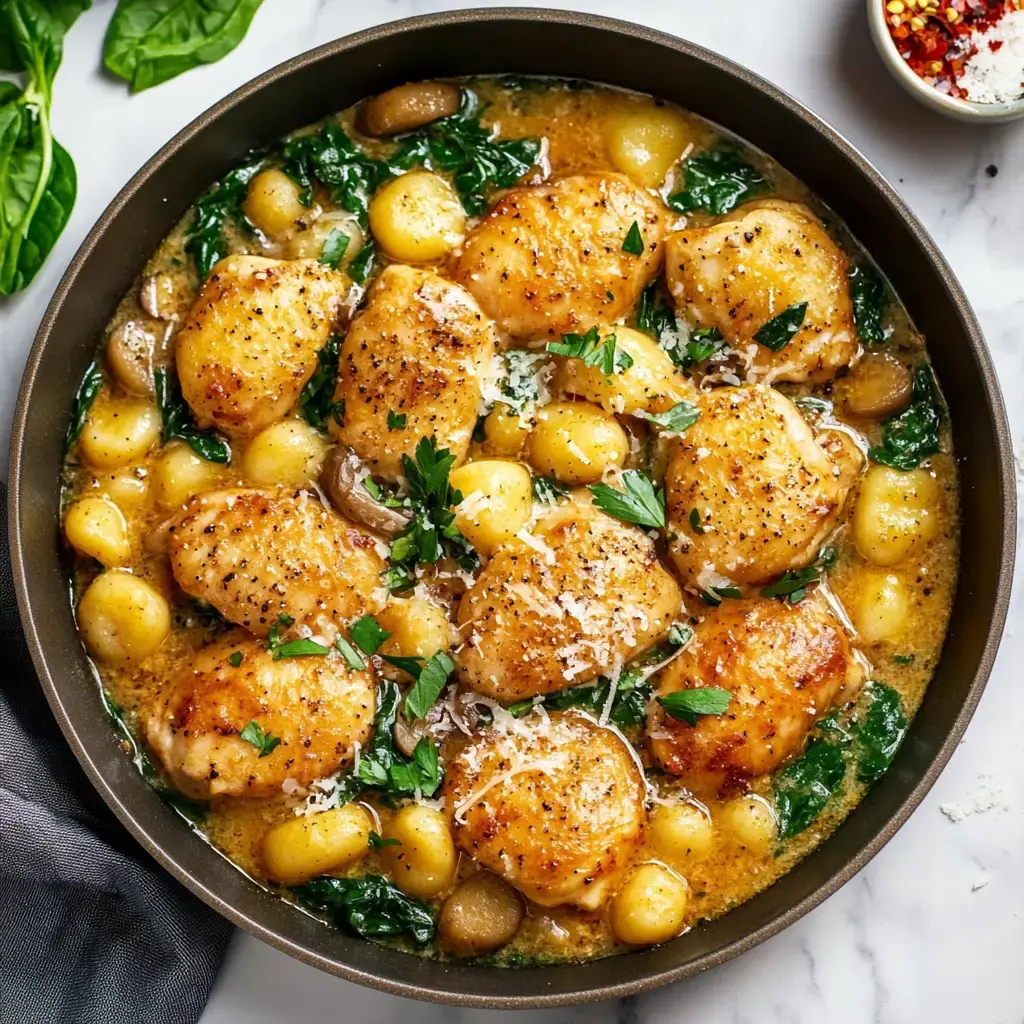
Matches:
[453,174,667,340]
[168,488,386,639]
[176,255,346,438]
[331,264,499,480]
[144,631,375,799]
[665,200,857,384]
[648,594,862,798]
[456,502,682,701]
[666,386,849,587]
[444,711,646,908]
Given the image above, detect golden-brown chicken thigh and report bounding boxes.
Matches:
[144,630,375,799]
[456,502,682,701]
[330,264,499,479]
[453,174,667,340]
[665,200,857,383]
[167,488,385,638]
[176,255,346,438]
[666,385,849,587]
[648,594,862,798]
[444,710,646,908]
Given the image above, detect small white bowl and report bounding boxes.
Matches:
[867,0,1024,122]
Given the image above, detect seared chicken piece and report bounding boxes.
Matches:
[648,594,862,798]
[168,488,385,639]
[456,502,682,701]
[666,385,849,587]
[331,265,499,480]
[145,631,375,799]
[176,256,345,438]
[453,174,667,340]
[665,200,857,383]
[444,710,646,909]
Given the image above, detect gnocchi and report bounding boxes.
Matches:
[262,805,372,884]
[64,496,131,566]
[381,805,458,899]
[527,401,628,484]
[448,460,532,554]
[852,465,940,566]
[369,171,465,263]
[77,571,170,665]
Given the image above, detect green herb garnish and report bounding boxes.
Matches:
[622,220,644,255]
[318,228,349,269]
[892,653,915,665]
[868,364,943,471]
[350,615,391,656]
[298,334,345,432]
[334,635,366,671]
[635,283,678,342]
[853,681,908,785]
[759,546,837,604]
[347,239,375,284]
[368,831,401,849]
[638,400,700,433]
[498,349,546,413]
[657,687,732,726]
[387,409,407,432]
[679,327,727,369]
[689,508,704,534]
[547,326,633,376]
[700,585,743,606]
[63,362,103,457]
[402,651,456,721]
[667,147,766,216]
[774,735,846,839]
[239,720,280,758]
[154,367,231,463]
[388,736,442,794]
[228,651,243,668]
[753,301,808,352]
[589,470,665,529]
[532,476,570,505]
[849,262,887,344]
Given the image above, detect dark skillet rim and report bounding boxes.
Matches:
[8,7,1015,1008]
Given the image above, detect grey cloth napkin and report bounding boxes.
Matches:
[0,485,232,1024]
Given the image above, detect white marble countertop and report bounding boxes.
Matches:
[2,1,1022,1021]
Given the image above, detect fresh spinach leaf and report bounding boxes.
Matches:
[774,736,847,839]
[532,475,569,505]
[298,334,345,431]
[657,687,731,726]
[347,239,375,284]
[753,301,808,352]
[667,147,766,216]
[239,720,280,758]
[392,90,541,215]
[638,400,699,434]
[849,262,887,344]
[621,220,644,255]
[402,651,455,721]
[183,149,265,278]
[292,874,434,945]
[62,361,102,457]
[318,227,349,269]
[154,366,230,462]
[547,326,633,376]
[103,0,264,92]
[589,470,665,529]
[852,681,907,785]
[868,364,943,470]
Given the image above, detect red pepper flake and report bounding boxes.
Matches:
[885,0,1020,97]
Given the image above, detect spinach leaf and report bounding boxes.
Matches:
[392,90,541,215]
[298,334,345,431]
[852,681,907,785]
[753,301,808,352]
[774,736,848,839]
[347,239,375,284]
[154,366,231,462]
[388,736,442,795]
[621,220,644,255]
[183,149,264,278]
[657,687,731,726]
[849,262,887,344]
[679,327,727,369]
[62,361,102,457]
[532,475,569,505]
[868,364,943,470]
[589,470,665,529]
[635,283,677,343]
[282,122,391,227]
[292,875,435,945]
[667,147,766,217]
[0,0,78,295]
[759,546,835,604]
[103,0,264,93]
[318,227,349,269]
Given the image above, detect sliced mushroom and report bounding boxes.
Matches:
[140,273,181,322]
[358,82,462,137]
[838,352,913,419]
[106,320,158,395]
[319,445,411,537]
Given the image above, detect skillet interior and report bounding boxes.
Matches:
[8,9,1014,1007]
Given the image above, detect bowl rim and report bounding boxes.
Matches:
[8,6,1016,1008]
[866,0,1024,121]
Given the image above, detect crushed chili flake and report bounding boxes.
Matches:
[886,0,1024,100]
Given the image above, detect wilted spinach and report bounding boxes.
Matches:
[154,366,231,463]
[774,735,848,840]
[292,874,435,945]
[635,282,678,343]
[868,364,943,470]
[103,0,265,93]
[853,682,908,785]
[667,147,766,217]
[298,334,345,431]
[183,149,265,278]
[848,262,887,344]
[62,361,102,457]
[753,301,808,352]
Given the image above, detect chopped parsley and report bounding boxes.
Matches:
[401,651,456,721]
[689,508,705,534]
[621,220,645,255]
[350,615,391,655]
[318,228,349,269]
[386,410,407,432]
[334,635,366,671]
[892,653,916,665]
[638,400,700,434]
[680,326,728,369]
[635,283,678,342]
[547,326,633,376]
[700,585,743,606]
[498,349,546,413]
[239,720,281,757]
[657,687,732,726]
[753,301,808,352]
[227,651,243,668]
[533,475,570,505]
[265,613,330,660]
[299,334,345,431]
[589,470,665,529]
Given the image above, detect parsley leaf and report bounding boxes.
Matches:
[498,349,546,413]
[387,410,406,431]
[667,147,766,216]
[689,508,704,534]
[680,326,728,369]
[657,687,732,726]
[271,637,331,660]
[318,228,349,269]
[868,364,943,470]
[547,326,633,376]
[668,622,694,648]
[760,544,838,604]
[239,720,281,757]
[892,653,915,665]
[334,635,366,671]
[388,736,442,795]
[700,586,743,606]
[533,476,570,505]
[635,283,678,343]
[401,651,455,721]
[298,334,345,432]
[348,239,376,284]
[622,220,644,255]
[368,831,401,849]
[753,302,808,352]
[350,615,391,655]
[154,367,231,463]
[589,470,665,529]
[228,651,243,668]
[849,262,887,344]
[638,400,700,434]
[63,362,103,458]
